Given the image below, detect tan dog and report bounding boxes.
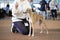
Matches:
[27,9,48,36]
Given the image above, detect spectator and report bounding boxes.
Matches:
[5,3,10,16]
[39,0,47,19]
[49,0,57,20]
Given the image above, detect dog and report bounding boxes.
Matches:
[27,9,48,36]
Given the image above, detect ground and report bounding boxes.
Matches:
[0,17,60,40]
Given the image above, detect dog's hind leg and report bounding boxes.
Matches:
[38,16,44,33]
[40,21,44,33]
[42,18,48,34]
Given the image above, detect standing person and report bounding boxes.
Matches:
[49,0,57,20]
[39,0,47,33]
[39,0,47,18]
[5,3,10,16]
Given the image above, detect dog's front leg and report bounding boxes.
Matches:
[31,23,34,36]
[28,22,32,36]
[28,22,34,37]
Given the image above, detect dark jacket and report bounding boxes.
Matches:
[39,0,47,11]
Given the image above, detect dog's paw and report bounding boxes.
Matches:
[40,31,43,33]
[32,34,34,37]
[47,31,48,34]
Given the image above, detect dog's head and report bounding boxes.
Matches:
[26,8,32,13]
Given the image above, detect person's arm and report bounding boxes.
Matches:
[45,1,47,4]
[39,1,42,5]
[12,1,19,16]
[49,2,52,9]
[55,2,58,8]
[45,1,48,9]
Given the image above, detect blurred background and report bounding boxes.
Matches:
[0,0,60,19]
[0,0,60,10]
[0,0,60,40]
